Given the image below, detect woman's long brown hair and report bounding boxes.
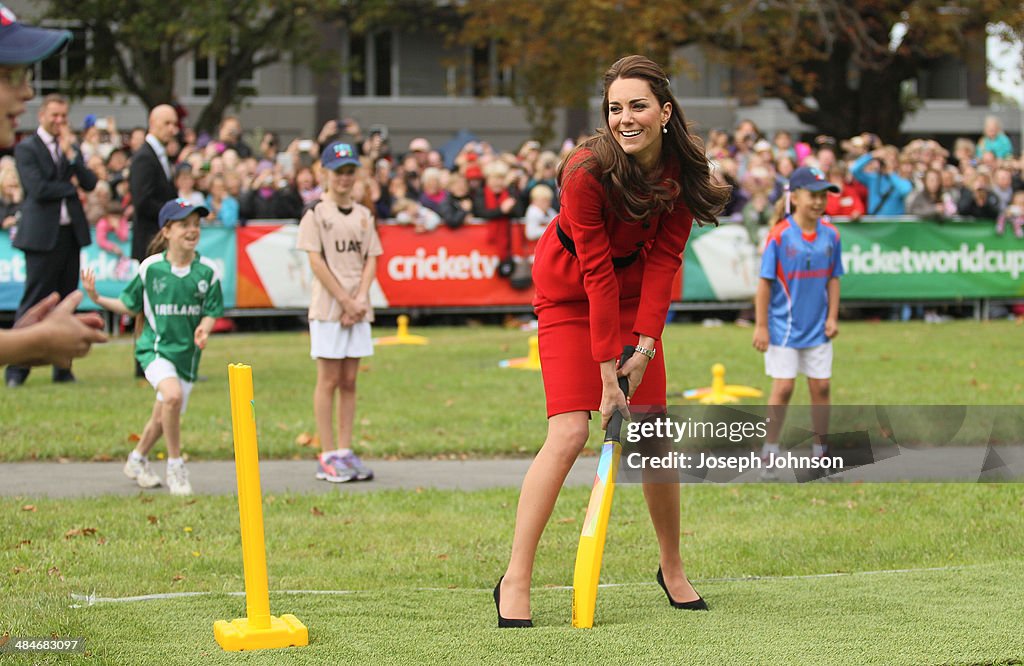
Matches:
[560,55,729,225]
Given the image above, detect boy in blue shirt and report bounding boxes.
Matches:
[753,166,842,477]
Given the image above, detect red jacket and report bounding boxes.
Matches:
[826,183,866,218]
[532,150,693,362]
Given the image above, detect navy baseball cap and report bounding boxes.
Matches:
[0,4,73,66]
[158,198,209,228]
[788,166,840,193]
[321,142,360,170]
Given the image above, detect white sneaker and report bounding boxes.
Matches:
[166,464,193,496]
[124,456,161,488]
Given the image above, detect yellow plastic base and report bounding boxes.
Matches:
[498,356,541,370]
[683,363,763,404]
[374,334,429,346]
[498,336,541,370]
[214,614,308,651]
[374,315,429,345]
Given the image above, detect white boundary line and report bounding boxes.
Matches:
[69,564,976,607]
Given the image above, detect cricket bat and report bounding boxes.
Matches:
[571,346,634,629]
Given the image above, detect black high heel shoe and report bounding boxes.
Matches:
[657,567,708,610]
[494,576,533,628]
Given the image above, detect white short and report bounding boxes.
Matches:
[144,357,194,414]
[764,342,833,380]
[309,320,374,359]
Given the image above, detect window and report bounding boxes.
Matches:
[348,33,367,96]
[465,41,515,98]
[32,25,91,95]
[471,43,490,97]
[190,48,256,98]
[374,31,392,97]
[345,30,394,97]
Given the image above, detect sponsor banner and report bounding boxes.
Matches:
[236,222,544,309]
[376,223,539,307]
[12,219,1010,312]
[838,222,1024,298]
[683,220,1024,301]
[235,225,310,309]
[0,227,236,311]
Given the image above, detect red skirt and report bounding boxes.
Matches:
[537,299,666,417]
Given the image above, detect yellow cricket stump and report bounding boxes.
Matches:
[214,364,308,652]
[498,335,541,370]
[374,314,429,345]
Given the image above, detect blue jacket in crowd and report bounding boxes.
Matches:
[850,154,913,216]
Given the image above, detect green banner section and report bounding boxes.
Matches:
[0,227,237,310]
[684,220,1024,301]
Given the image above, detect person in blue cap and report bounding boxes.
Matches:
[0,4,106,371]
[0,3,71,149]
[752,166,843,479]
[82,199,223,496]
[296,142,381,483]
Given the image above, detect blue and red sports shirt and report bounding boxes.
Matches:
[759,215,843,348]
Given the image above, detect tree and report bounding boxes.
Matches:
[698,1,1007,142]
[456,0,687,144]
[44,0,319,132]
[457,0,1020,143]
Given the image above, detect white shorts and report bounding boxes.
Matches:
[309,320,374,359]
[144,357,195,414]
[765,342,833,380]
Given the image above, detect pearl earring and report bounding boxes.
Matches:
[662,125,668,134]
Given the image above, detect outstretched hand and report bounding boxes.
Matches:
[18,291,107,367]
[80,269,99,302]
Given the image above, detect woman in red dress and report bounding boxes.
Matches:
[494,55,729,627]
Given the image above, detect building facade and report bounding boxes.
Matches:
[13,0,1021,152]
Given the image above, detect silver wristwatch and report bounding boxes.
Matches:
[634,345,656,360]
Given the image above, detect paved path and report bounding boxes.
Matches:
[1,445,1022,498]
[0,458,595,498]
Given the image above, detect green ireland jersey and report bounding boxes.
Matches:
[120,252,224,382]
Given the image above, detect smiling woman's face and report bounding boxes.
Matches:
[607,77,670,170]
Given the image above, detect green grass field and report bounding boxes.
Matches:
[2,320,1023,664]
[2,484,1023,665]
[1,320,1021,461]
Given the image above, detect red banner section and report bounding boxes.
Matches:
[236,225,280,308]
[233,221,680,310]
[376,224,537,307]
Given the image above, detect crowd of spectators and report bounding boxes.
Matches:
[710,115,1024,242]
[2,110,1024,257]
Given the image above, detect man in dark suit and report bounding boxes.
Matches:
[125,104,177,378]
[130,104,178,262]
[6,94,99,386]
